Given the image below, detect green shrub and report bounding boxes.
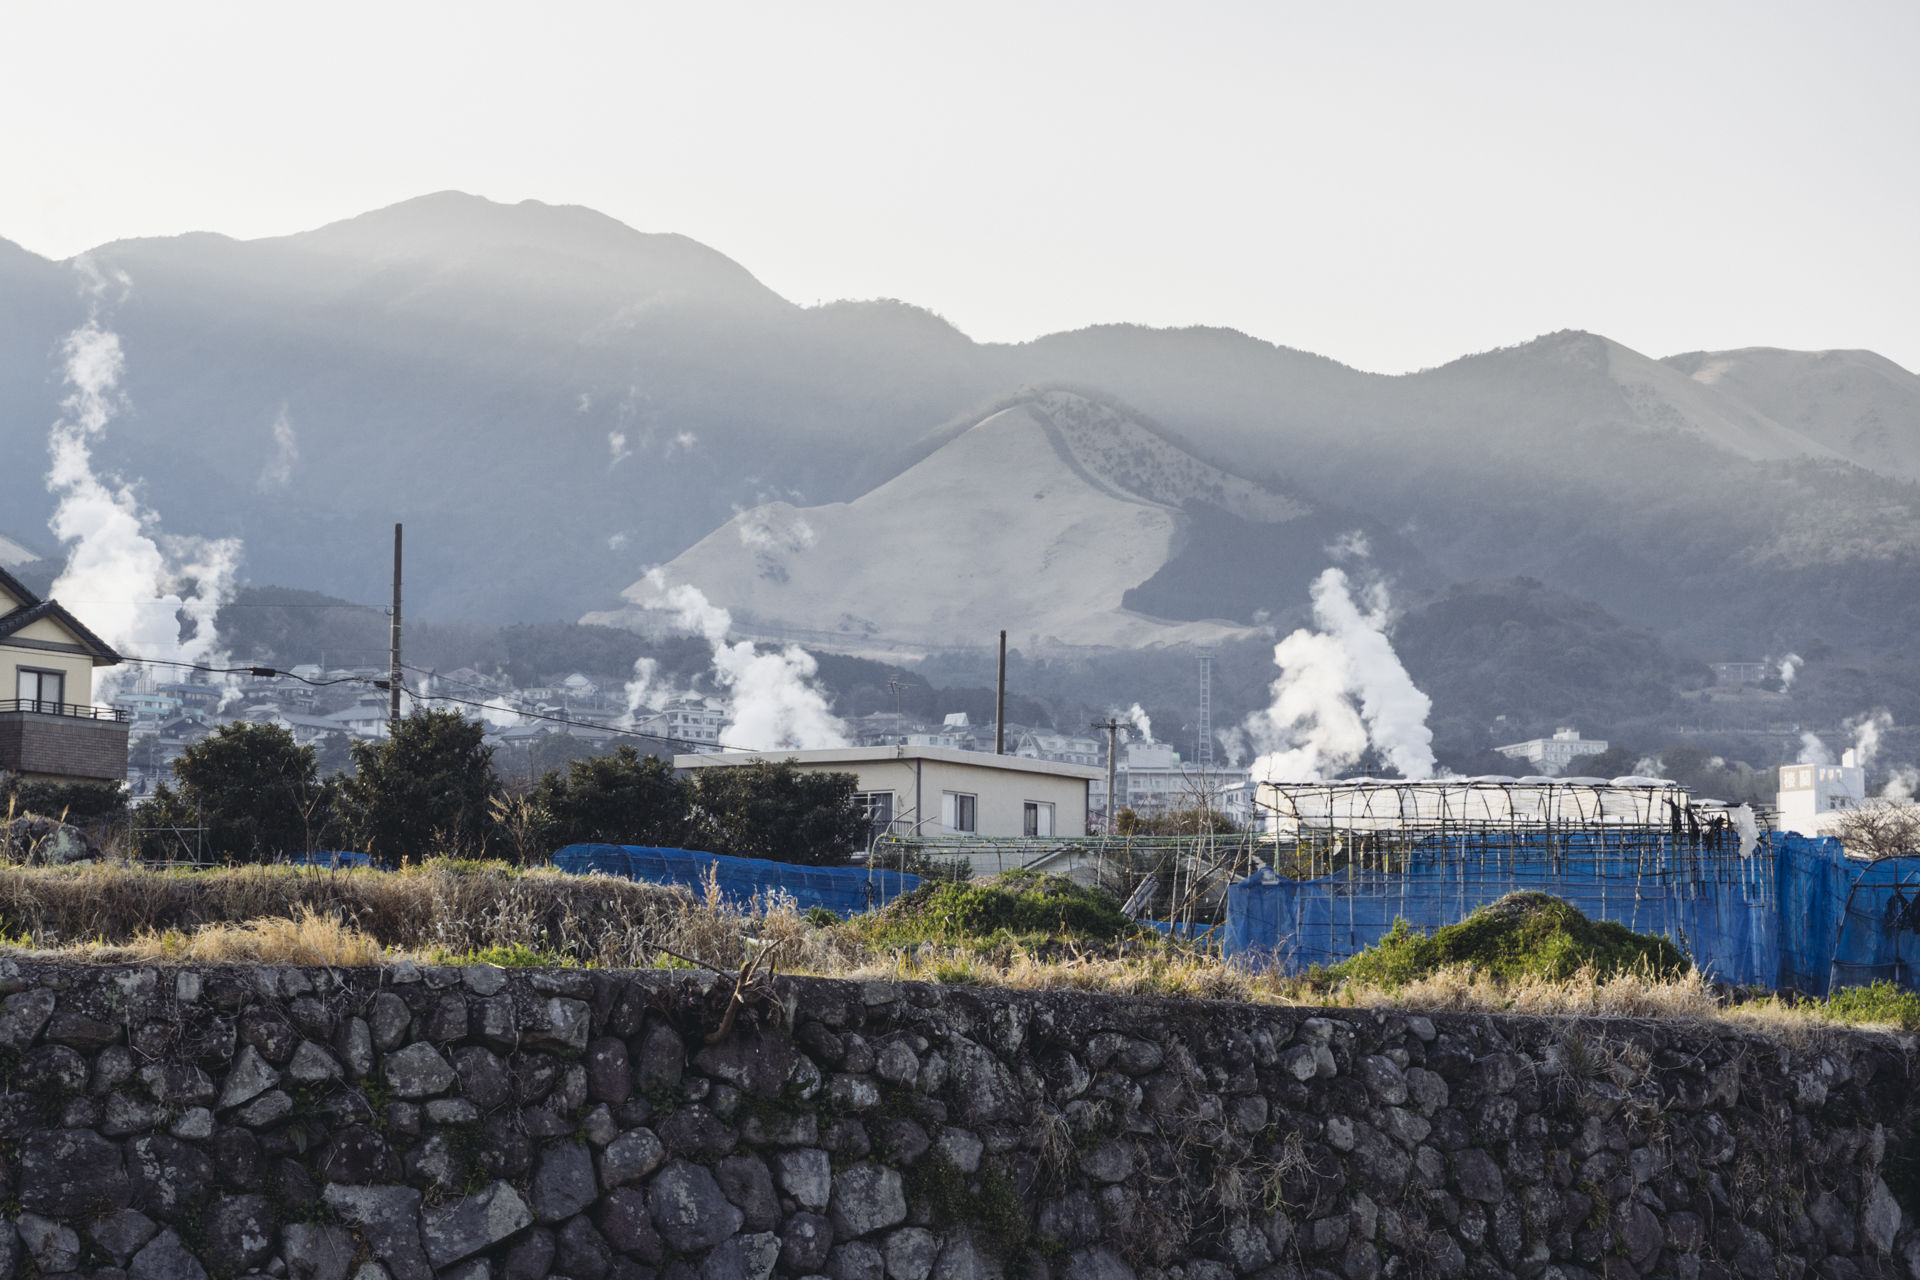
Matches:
[850,869,1138,951]
[1821,980,1920,1030]
[1331,891,1687,987]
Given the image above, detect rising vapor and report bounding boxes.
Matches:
[45,271,241,702]
[1243,554,1435,782]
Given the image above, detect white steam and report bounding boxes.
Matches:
[257,406,298,490]
[622,656,661,725]
[1796,731,1832,766]
[1124,703,1153,744]
[1850,711,1891,768]
[628,570,848,750]
[1243,564,1435,782]
[608,431,632,467]
[1883,767,1919,805]
[1778,653,1803,689]
[45,293,241,704]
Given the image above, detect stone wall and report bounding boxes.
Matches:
[0,959,1915,1280]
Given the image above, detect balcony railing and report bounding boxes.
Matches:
[0,698,130,722]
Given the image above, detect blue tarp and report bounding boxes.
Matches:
[1223,830,1899,995]
[552,844,919,917]
[285,851,375,868]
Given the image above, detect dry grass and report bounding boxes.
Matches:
[0,860,1901,1040]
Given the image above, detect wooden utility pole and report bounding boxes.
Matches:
[994,630,1007,755]
[388,523,403,729]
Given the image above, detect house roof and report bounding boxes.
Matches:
[0,567,123,667]
[674,745,1103,780]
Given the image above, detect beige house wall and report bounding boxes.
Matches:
[2,639,97,708]
[676,749,1096,840]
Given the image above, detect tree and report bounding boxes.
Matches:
[1832,800,1920,861]
[688,760,867,866]
[338,709,497,863]
[534,746,691,851]
[132,722,330,862]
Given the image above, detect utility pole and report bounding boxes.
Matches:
[388,522,403,730]
[994,630,1007,755]
[1091,718,1132,833]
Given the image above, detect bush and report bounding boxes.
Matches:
[1331,891,1687,987]
[338,710,497,863]
[534,746,690,851]
[1821,981,1920,1030]
[1,777,128,828]
[689,760,868,866]
[132,722,332,862]
[852,868,1140,950]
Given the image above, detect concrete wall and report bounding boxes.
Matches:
[0,961,1915,1280]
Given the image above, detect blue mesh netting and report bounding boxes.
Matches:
[552,844,918,917]
[1224,830,1893,994]
[285,851,375,868]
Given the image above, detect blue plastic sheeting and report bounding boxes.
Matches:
[285,851,375,869]
[1223,831,1892,994]
[552,844,919,917]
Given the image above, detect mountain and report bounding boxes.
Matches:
[586,390,1364,650]
[4,193,1920,677]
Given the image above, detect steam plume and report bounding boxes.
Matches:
[1778,653,1802,689]
[1244,563,1435,781]
[257,406,298,490]
[628,570,847,749]
[1124,703,1153,744]
[45,276,241,703]
[1796,732,1832,766]
[1849,711,1891,768]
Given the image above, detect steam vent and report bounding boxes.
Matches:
[0,958,1915,1280]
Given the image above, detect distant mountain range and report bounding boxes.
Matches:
[4,192,1919,674]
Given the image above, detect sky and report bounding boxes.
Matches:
[2,1,1916,375]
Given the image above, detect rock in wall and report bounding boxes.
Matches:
[0,958,1915,1280]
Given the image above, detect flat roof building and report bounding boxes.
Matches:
[674,746,1102,843]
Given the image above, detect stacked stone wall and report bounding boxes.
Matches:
[0,959,1915,1280]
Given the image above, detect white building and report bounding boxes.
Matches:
[1495,727,1607,776]
[1777,751,1868,837]
[675,746,1100,844]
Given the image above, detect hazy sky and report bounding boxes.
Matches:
[4,1,1916,374]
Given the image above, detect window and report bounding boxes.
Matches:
[854,791,895,838]
[941,792,976,833]
[1023,801,1054,838]
[15,668,64,711]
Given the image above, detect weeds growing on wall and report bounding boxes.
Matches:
[845,869,1142,953]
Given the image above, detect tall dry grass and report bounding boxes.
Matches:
[0,861,1899,1040]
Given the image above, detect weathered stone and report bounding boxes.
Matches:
[319,1124,401,1185]
[426,1098,481,1125]
[129,1229,209,1280]
[776,1147,834,1211]
[929,1233,1001,1280]
[946,1036,1023,1125]
[321,1183,431,1280]
[829,1241,887,1280]
[877,1041,921,1086]
[1862,1177,1901,1255]
[776,1212,832,1273]
[17,1214,80,1274]
[426,994,469,1043]
[48,1008,121,1050]
[336,1017,376,1079]
[138,1063,214,1107]
[235,1088,294,1126]
[882,1228,940,1280]
[526,997,591,1053]
[585,1037,632,1103]
[503,1229,555,1280]
[831,1073,884,1110]
[104,1089,169,1135]
[1451,1147,1504,1203]
[462,964,507,995]
[20,1127,133,1217]
[659,1103,735,1159]
[531,1141,597,1223]
[697,1231,778,1280]
[556,1213,612,1280]
[594,1187,662,1261]
[383,1042,456,1098]
[648,1159,744,1252]
[368,993,411,1050]
[206,1193,276,1273]
[88,1210,160,1266]
[935,1128,984,1174]
[1063,1247,1135,1280]
[0,987,56,1050]
[1221,1223,1272,1273]
[239,1010,301,1063]
[692,1025,795,1097]
[1358,1055,1409,1106]
[289,1040,343,1082]
[1083,1139,1135,1184]
[217,1044,281,1109]
[283,1224,357,1280]
[421,1182,534,1267]
[590,1125,664,1188]
[717,1153,781,1231]
[832,1163,909,1238]
[455,1046,513,1110]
